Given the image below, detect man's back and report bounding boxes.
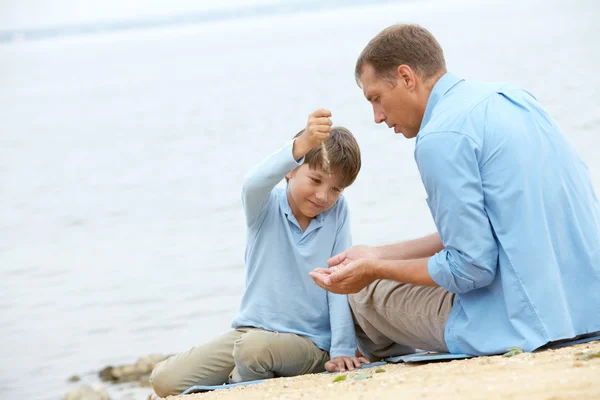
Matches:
[416,73,600,354]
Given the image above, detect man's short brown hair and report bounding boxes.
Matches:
[292,127,361,188]
[355,24,447,85]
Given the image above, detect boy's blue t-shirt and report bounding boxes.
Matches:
[231,141,357,358]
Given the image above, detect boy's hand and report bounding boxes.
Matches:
[325,356,370,372]
[293,109,333,160]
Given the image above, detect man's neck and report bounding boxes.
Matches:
[420,70,446,106]
[415,70,447,131]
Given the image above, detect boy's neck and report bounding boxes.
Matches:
[295,213,313,232]
[285,190,314,232]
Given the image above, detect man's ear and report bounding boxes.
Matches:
[396,64,417,91]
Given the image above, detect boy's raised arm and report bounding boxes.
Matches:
[241,141,302,227]
[242,109,333,226]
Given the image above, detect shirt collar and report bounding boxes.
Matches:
[419,72,464,133]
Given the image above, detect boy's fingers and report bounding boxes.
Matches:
[312,117,333,126]
[315,125,332,134]
[312,108,332,118]
[324,361,336,372]
[352,357,362,368]
[359,357,370,364]
[345,358,355,371]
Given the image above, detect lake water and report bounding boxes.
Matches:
[1,0,599,398]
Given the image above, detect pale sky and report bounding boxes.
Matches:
[0,0,279,30]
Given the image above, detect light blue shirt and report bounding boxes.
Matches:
[416,72,600,355]
[231,141,357,358]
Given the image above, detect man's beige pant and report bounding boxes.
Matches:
[349,279,455,360]
[150,327,329,397]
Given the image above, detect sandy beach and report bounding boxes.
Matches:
[169,341,600,400]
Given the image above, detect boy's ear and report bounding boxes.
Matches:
[286,167,299,181]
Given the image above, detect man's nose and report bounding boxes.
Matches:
[373,106,386,124]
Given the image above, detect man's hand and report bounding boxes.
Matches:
[325,356,370,373]
[293,109,333,160]
[327,244,379,269]
[309,259,377,294]
[309,245,380,294]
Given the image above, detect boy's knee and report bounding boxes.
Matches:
[233,330,272,371]
[149,360,179,398]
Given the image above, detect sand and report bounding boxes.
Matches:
[168,341,600,400]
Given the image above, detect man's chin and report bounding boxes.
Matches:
[392,126,418,139]
[401,130,418,139]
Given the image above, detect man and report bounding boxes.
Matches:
[310,24,600,358]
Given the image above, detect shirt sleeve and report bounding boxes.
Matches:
[242,140,303,227]
[327,197,358,358]
[415,131,499,294]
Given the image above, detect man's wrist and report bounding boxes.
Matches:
[366,259,387,281]
[371,245,385,260]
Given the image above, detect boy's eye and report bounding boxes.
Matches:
[311,177,321,184]
[331,187,342,193]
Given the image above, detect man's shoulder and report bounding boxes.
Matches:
[419,80,523,145]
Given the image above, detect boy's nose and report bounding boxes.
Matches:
[315,189,328,202]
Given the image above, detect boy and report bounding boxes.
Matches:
[150,109,366,398]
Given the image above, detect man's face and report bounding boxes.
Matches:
[360,63,423,139]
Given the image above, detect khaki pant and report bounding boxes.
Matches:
[150,327,329,397]
[349,279,455,361]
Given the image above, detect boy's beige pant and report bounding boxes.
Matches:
[349,279,455,360]
[150,327,329,397]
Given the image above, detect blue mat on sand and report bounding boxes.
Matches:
[181,334,600,395]
[385,333,600,364]
[181,361,388,395]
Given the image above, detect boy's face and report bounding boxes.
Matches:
[286,164,344,221]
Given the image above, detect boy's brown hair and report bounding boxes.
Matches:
[355,24,446,85]
[291,127,361,188]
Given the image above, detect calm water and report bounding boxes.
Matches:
[1,0,599,398]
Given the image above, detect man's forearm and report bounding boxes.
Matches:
[371,258,438,286]
[374,233,443,260]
